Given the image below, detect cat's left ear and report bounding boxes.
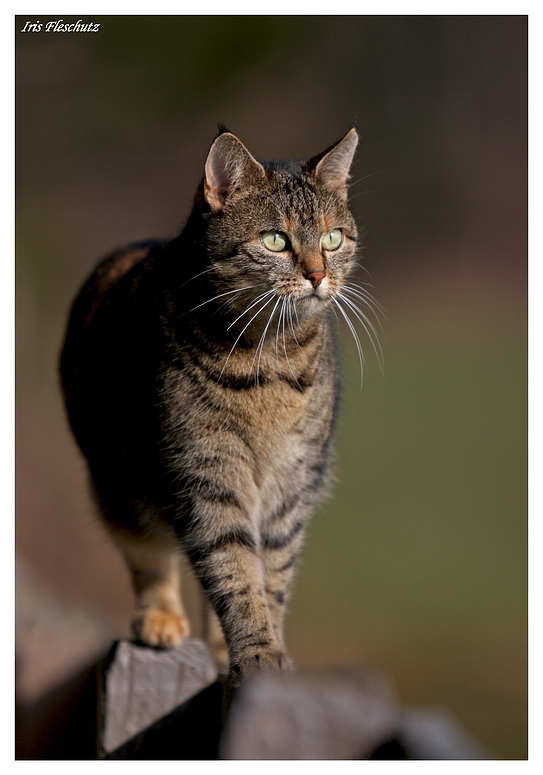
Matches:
[307,128,358,197]
[204,132,265,213]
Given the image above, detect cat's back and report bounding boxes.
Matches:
[64,241,162,340]
[60,240,167,452]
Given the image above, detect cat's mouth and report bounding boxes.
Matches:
[300,275,331,301]
[295,286,333,310]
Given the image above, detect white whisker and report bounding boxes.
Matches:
[252,297,281,384]
[275,298,285,360]
[351,263,375,284]
[338,290,384,348]
[282,299,302,389]
[348,171,383,189]
[287,297,302,353]
[341,285,387,325]
[344,281,386,314]
[226,288,275,331]
[189,284,259,314]
[178,265,216,290]
[348,189,375,201]
[220,293,276,378]
[293,298,301,329]
[336,291,384,372]
[331,297,365,390]
[215,289,247,315]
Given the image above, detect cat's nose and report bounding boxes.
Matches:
[305,269,326,288]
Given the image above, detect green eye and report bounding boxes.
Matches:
[322,229,343,251]
[261,231,288,252]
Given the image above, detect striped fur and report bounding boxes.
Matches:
[60,128,360,690]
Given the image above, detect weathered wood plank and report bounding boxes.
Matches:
[105,680,223,760]
[397,706,494,760]
[221,666,400,759]
[220,668,493,759]
[99,638,217,755]
[98,644,493,760]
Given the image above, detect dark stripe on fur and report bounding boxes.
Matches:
[266,588,286,605]
[262,519,305,551]
[267,492,302,524]
[188,353,270,390]
[187,528,257,565]
[187,476,245,510]
[276,553,299,572]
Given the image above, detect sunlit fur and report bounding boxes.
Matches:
[60,128,380,693]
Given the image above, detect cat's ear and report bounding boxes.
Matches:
[307,128,358,196]
[204,132,265,213]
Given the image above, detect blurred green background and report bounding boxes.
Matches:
[16,16,527,757]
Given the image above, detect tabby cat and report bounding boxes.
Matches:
[60,126,371,691]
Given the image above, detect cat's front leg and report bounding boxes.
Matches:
[177,460,288,688]
[186,526,288,688]
[260,503,309,660]
[112,529,191,648]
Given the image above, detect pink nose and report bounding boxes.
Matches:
[306,270,326,288]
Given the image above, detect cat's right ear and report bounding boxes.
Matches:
[306,128,359,197]
[204,133,265,213]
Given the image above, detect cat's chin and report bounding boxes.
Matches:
[295,292,331,318]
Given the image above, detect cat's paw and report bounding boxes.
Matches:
[132,608,190,648]
[228,648,294,689]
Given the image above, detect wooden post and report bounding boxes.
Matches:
[221,666,401,759]
[98,638,217,757]
[97,643,493,760]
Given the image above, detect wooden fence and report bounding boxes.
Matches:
[16,638,493,760]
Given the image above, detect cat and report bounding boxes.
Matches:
[60,126,369,692]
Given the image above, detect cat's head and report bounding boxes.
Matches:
[198,128,359,322]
